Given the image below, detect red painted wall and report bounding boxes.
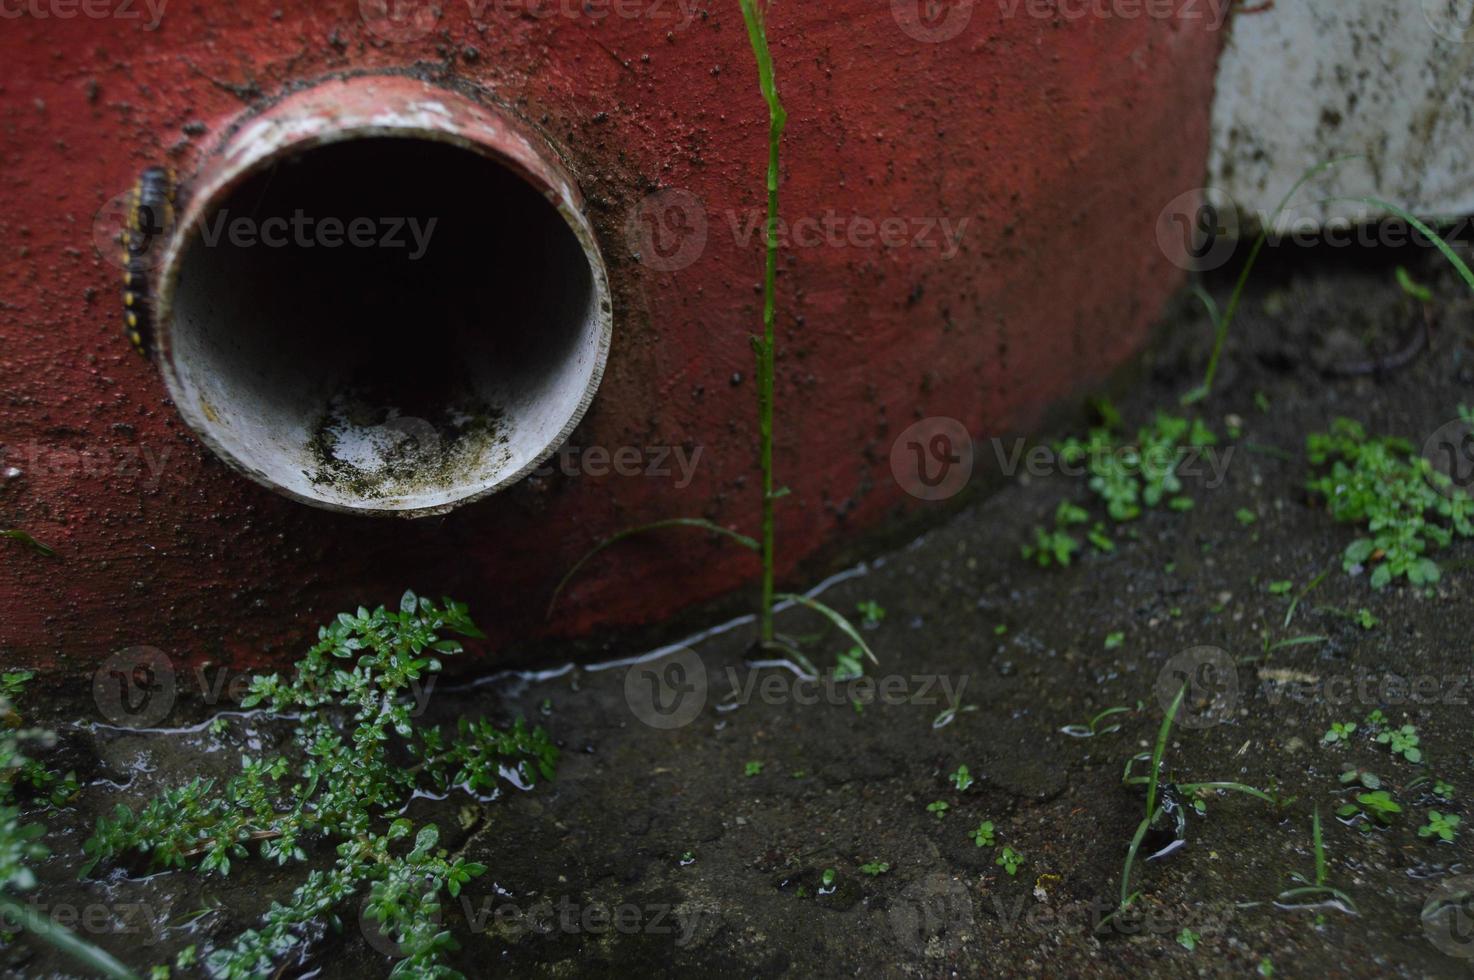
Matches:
[0,1,1222,672]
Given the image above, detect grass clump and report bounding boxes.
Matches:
[82,592,557,978]
[1306,418,1474,588]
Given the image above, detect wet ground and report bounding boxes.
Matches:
[12,242,1474,978]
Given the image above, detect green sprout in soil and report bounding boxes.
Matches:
[1365,708,1387,729]
[1235,508,1258,526]
[1337,789,1402,830]
[969,820,995,848]
[82,593,558,978]
[1376,724,1422,763]
[820,868,836,892]
[1177,927,1199,951]
[744,760,764,777]
[0,674,131,980]
[1022,500,1087,568]
[1322,722,1356,745]
[1277,807,1357,914]
[1420,811,1461,842]
[1434,779,1455,799]
[545,1,874,678]
[1104,631,1125,650]
[859,861,889,876]
[1113,685,1285,919]
[995,846,1024,876]
[1307,418,1474,588]
[833,646,865,681]
[1267,580,1292,596]
[926,800,949,820]
[1060,705,1133,739]
[1059,414,1217,522]
[949,765,974,792]
[856,601,885,627]
[1337,766,1382,791]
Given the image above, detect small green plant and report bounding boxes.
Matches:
[1277,807,1357,914]
[1435,779,1455,799]
[856,601,885,626]
[833,646,865,681]
[949,765,974,792]
[1420,811,1460,842]
[82,593,558,978]
[1355,608,1378,630]
[1056,414,1218,522]
[1267,580,1292,596]
[926,800,949,820]
[1337,789,1402,829]
[1376,724,1422,763]
[859,861,890,876]
[1337,766,1381,791]
[745,760,764,777]
[1322,722,1356,745]
[1114,685,1284,919]
[995,846,1024,876]
[969,820,996,848]
[1022,500,1087,567]
[1104,631,1125,650]
[1307,418,1474,588]
[820,868,836,891]
[1177,927,1199,951]
[1235,509,1258,526]
[1365,708,1387,729]
[0,529,54,557]
[1060,705,1132,739]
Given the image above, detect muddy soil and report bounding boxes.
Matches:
[11,241,1474,978]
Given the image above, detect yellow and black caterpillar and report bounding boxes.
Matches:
[120,166,176,358]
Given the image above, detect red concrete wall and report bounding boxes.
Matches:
[0,0,1222,672]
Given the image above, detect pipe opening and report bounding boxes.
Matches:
[163,120,610,516]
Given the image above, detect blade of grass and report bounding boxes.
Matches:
[1184,157,1360,405]
[738,0,788,647]
[1284,569,1329,628]
[1342,198,1474,292]
[773,593,878,665]
[1119,684,1185,911]
[547,519,758,617]
[0,530,55,557]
